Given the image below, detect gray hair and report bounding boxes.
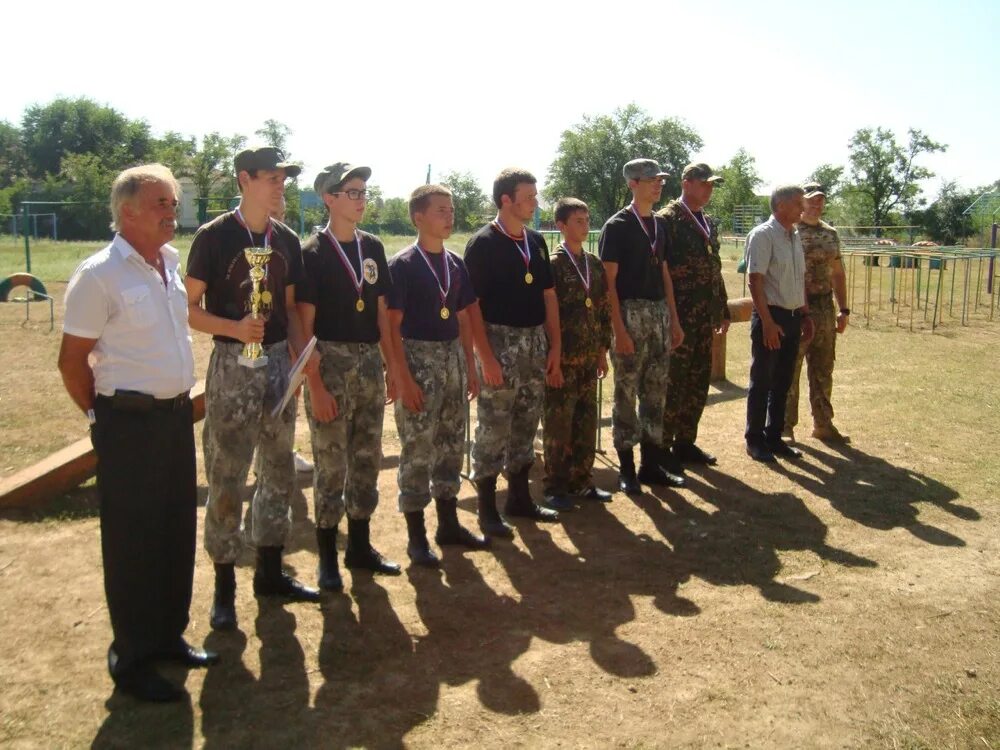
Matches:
[770,184,805,213]
[109,163,180,232]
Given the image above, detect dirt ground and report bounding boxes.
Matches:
[1,276,999,748]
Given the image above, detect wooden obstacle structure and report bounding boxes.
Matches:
[711,297,754,382]
[0,383,206,510]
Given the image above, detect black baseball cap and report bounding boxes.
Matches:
[233,146,301,177]
[314,162,373,195]
[682,163,724,183]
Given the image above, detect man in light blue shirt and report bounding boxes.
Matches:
[744,185,815,462]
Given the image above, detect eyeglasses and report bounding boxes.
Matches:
[331,189,368,200]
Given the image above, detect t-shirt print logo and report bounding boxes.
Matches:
[362,258,379,285]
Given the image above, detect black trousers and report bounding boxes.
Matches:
[745,306,802,445]
[92,394,197,674]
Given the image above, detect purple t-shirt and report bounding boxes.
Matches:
[387,245,476,341]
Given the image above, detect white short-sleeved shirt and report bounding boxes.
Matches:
[63,234,196,399]
[744,216,806,311]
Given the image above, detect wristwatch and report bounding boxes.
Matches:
[840,308,850,315]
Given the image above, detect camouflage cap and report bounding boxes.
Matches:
[682,163,724,183]
[623,159,669,181]
[314,162,373,195]
[233,146,302,178]
[803,182,826,198]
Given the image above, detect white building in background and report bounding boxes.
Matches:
[176,177,236,232]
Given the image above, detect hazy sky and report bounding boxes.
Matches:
[3,0,996,202]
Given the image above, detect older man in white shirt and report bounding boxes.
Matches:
[744,185,815,463]
[58,164,217,703]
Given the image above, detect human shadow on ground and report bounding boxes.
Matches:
[91,684,194,749]
[641,466,877,603]
[773,441,972,547]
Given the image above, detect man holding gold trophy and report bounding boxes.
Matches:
[185,146,320,632]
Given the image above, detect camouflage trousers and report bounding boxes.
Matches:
[471,323,547,480]
[543,361,599,495]
[663,303,714,445]
[203,341,295,564]
[786,294,837,429]
[304,341,384,528]
[394,339,467,512]
[611,298,670,451]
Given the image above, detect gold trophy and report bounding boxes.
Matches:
[238,247,273,368]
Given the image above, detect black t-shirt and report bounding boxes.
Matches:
[186,211,303,345]
[298,229,392,343]
[598,207,667,301]
[387,245,477,341]
[464,223,554,327]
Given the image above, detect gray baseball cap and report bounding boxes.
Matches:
[314,162,373,195]
[623,159,669,181]
[682,163,724,183]
[803,181,826,198]
[233,146,301,178]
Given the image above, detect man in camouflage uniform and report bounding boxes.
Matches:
[658,163,730,466]
[600,159,686,493]
[465,168,562,538]
[785,182,850,442]
[543,198,613,508]
[388,185,489,566]
[185,147,319,632]
[299,163,402,587]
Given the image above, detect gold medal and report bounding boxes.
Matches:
[260,290,272,305]
[524,272,533,284]
[355,298,365,313]
[585,297,593,308]
[440,307,450,320]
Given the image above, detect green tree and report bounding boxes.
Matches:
[544,103,702,222]
[150,131,196,177]
[54,153,115,239]
[917,181,976,245]
[440,170,489,230]
[254,119,292,155]
[807,164,845,197]
[711,148,763,231]
[0,120,25,188]
[20,97,151,177]
[847,127,946,231]
[378,197,411,234]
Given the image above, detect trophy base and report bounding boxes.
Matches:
[238,354,269,369]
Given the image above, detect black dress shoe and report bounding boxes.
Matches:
[618,471,641,495]
[114,665,186,703]
[505,502,560,522]
[576,486,613,502]
[543,494,576,512]
[746,443,777,463]
[478,516,515,539]
[160,641,220,668]
[637,463,686,488]
[767,440,803,459]
[344,545,403,575]
[672,442,718,466]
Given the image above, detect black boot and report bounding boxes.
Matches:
[253,546,321,601]
[344,518,402,575]
[316,527,343,592]
[434,497,490,549]
[405,510,441,567]
[504,465,559,522]
[637,443,686,488]
[210,562,237,631]
[475,476,514,539]
[616,448,641,495]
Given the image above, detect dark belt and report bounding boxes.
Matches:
[97,390,191,413]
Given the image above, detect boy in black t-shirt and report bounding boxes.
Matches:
[185,146,319,632]
[464,168,563,538]
[298,162,402,586]
[387,184,489,565]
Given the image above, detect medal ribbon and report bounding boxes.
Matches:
[414,243,451,309]
[560,243,591,296]
[678,198,712,241]
[234,208,273,249]
[492,216,532,273]
[629,203,659,258]
[324,224,364,299]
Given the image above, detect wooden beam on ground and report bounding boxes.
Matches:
[710,297,754,383]
[0,382,206,510]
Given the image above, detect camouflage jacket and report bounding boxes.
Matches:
[796,220,841,296]
[551,247,612,367]
[657,199,729,324]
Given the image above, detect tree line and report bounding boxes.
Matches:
[0,97,995,244]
